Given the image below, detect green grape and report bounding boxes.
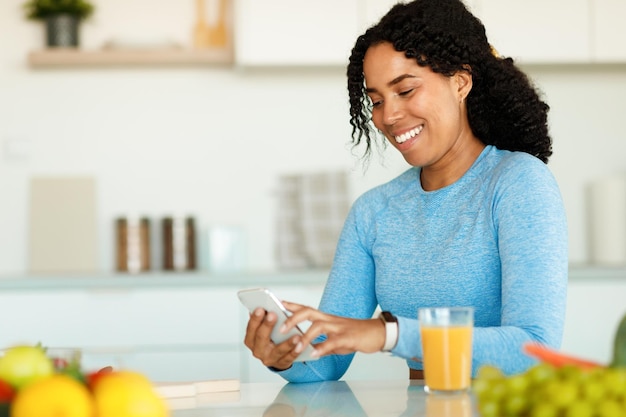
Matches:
[558,364,585,381]
[527,363,557,386]
[560,364,598,386]
[597,399,623,417]
[544,379,579,408]
[488,379,508,403]
[471,378,492,402]
[503,394,528,416]
[563,399,594,417]
[476,361,626,417]
[478,400,501,417]
[580,378,606,404]
[529,403,559,417]
[506,373,530,395]
[477,364,505,381]
[602,368,626,398]
[526,387,548,410]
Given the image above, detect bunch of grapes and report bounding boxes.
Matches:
[473,363,626,417]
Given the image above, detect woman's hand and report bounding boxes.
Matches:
[281,301,386,357]
[243,307,306,371]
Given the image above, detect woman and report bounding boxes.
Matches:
[244,0,568,382]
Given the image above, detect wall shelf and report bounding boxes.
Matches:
[28,48,234,68]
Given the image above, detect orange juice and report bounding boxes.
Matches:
[426,392,471,417]
[421,325,472,392]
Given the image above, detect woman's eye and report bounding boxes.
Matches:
[398,89,414,97]
[368,97,382,108]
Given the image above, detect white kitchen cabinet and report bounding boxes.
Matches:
[358,0,400,34]
[234,0,405,67]
[591,0,626,62]
[80,349,240,382]
[234,0,360,66]
[0,287,242,382]
[561,277,626,364]
[234,0,603,67]
[473,0,590,64]
[0,288,239,347]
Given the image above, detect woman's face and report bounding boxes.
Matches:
[363,42,473,169]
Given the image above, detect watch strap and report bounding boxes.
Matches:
[379,311,398,352]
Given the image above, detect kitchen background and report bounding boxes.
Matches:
[0,0,625,274]
[0,0,625,382]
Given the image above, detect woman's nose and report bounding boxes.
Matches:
[382,100,402,125]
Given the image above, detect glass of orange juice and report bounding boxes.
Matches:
[426,392,472,417]
[418,307,473,394]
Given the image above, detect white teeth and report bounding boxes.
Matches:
[395,125,423,144]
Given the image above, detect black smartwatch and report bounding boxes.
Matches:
[378,311,398,352]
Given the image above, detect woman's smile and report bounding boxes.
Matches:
[394,125,423,144]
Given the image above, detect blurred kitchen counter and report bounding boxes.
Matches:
[0,264,624,381]
[0,264,624,291]
[0,269,330,291]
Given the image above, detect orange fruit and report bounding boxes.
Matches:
[11,374,94,417]
[93,370,169,417]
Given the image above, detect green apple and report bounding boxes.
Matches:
[0,345,54,390]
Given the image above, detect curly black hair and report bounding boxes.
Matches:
[347,0,552,163]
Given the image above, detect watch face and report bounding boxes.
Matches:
[381,311,397,323]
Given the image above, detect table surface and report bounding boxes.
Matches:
[169,380,478,417]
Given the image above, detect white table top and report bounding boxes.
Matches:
[169,380,478,417]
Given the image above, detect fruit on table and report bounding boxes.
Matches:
[475,312,626,417]
[0,378,15,403]
[523,343,603,370]
[85,366,114,390]
[1,343,170,417]
[474,363,626,417]
[610,313,626,368]
[472,315,626,417]
[0,345,54,389]
[11,374,94,417]
[92,370,169,417]
[0,379,13,417]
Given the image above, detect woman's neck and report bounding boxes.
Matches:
[420,137,486,191]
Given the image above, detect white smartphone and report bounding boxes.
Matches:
[237,287,318,362]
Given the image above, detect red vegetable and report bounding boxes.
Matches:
[85,365,113,390]
[0,378,14,403]
[523,342,603,370]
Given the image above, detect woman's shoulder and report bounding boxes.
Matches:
[483,147,560,194]
[487,147,553,180]
[360,168,417,197]
[352,168,418,210]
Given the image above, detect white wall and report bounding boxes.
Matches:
[530,65,626,266]
[1,0,625,274]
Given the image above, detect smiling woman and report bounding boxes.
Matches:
[362,42,482,186]
[242,0,568,383]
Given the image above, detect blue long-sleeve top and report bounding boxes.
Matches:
[277,145,568,382]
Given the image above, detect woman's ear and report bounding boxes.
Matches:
[455,66,473,101]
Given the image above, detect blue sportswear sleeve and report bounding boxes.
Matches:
[276,147,568,381]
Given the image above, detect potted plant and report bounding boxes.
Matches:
[23,0,95,48]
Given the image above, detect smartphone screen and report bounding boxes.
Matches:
[237,288,318,362]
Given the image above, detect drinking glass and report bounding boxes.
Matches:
[418,307,473,394]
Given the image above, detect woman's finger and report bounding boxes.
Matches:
[280,302,329,332]
[253,311,278,351]
[243,308,265,349]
